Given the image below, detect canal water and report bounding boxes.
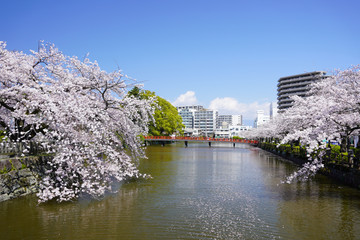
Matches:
[1,143,360,239]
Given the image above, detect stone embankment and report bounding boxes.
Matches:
[0,156,51,202]
[0,142,51,202]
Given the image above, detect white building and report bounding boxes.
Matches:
[216,114,242,128]
[229,125,252,138]
[214,125,252,138]
[214,128,230,138]
[254,110,270,128]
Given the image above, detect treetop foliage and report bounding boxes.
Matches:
[128,87,184,136]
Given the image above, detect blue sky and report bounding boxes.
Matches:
[2,0,360,124]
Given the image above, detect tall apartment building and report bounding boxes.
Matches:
[277,71,327,111]
[216,115,242,128]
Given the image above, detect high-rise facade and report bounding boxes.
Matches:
[277,71,327,111]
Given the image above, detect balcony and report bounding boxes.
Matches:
[278,98,293,104]
[277,81,314,91]
[278,87,309,96]
[277,72,326,87]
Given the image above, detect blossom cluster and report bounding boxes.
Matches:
[0,41,154,202]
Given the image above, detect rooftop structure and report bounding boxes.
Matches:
[277,71,327,111]
[176,105,204,111]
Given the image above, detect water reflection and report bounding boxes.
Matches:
[1,144,360,239]
[255,149,360,239]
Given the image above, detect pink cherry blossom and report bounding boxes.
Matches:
[0,41,155,202]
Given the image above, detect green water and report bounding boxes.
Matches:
[1,143,360,239]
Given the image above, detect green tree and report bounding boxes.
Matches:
[128,87,184,136]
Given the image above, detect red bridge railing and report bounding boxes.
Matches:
[143,136,258,144]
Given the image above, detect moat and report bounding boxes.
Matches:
[1,143,360,239]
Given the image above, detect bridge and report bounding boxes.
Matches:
[144,136,258,147]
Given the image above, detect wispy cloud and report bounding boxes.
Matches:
[209,97,271,119]
[172,91,198,106]
[173,92,271,120]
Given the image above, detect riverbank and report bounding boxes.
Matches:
[256,143,360,190]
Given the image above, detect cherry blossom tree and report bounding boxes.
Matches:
[0,41,155,202]
[247,66,360,183]
[282,66,360,151]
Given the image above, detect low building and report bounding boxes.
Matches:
[214,125,252,138]
[214,128,230,138]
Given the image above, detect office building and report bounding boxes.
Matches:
[194,109,218,136]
